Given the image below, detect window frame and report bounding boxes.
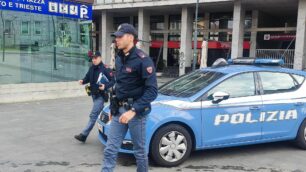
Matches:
[4,20,13,34]
[256,71,305,95]
[291,74,305,86]
[21,21,30,35]
[198,72,260,101]
[34,21,41,35]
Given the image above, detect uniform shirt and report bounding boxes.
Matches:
[115,46,158,114]
[82,62,114,96]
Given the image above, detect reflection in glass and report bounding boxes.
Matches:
[0,10,92,84]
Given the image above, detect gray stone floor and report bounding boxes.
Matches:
[0,97,306,172]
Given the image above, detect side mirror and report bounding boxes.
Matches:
[212,91,230,104]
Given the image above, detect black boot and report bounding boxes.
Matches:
[74,133,87,143]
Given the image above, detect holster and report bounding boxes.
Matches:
[125,98,134,111]
[102,92,109,103]
[85,85,91,96]
[110,95,119,116]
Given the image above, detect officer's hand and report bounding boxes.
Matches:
[99,84,105,90]
[109,113,112,121]
[119,110,136,124]
[78,80,83,85]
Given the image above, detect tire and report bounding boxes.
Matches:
[150,124,192,167]
[295,119,306,149]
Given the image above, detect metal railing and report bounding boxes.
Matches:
[256,49,295,68]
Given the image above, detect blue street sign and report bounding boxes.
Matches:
[0,0,92,20]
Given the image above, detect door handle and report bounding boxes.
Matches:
[295,102,304,106]
[250,106,261,110]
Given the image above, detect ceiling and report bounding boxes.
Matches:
[93,0,299,19]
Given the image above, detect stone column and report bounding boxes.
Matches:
[163,15,169,67]
[294,0,306,70]
[101,11,113,65]
[179,7,193,76]
[231,0,245,58]
[138,8,150,54]
[250,10,258,57]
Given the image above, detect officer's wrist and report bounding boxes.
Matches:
[130,107,136,113]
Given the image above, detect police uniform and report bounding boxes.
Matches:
[114,46,158,115]
[82,62,114,96]
[102,23,158,172]
[75,51,114,143]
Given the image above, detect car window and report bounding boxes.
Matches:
[259,72,298,94]
[205,72,256,100]
[159,70,225,97]
[292,74,305,85]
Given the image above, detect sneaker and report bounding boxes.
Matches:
[74,133,87,143]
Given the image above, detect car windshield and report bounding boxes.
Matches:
[159,70,225,98]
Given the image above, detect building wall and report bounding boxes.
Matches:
[94,0,232,10]
[94,0,305,74]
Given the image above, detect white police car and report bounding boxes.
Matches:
[97,58,306,167]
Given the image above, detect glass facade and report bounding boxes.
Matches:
[150,15,164,30]
[168,15,181,41]
[0,10,92,84]
[209,11,252,42]
[113,16,138,31]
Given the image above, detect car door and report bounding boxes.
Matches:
[258,72,305,139]
[201,72,263,147]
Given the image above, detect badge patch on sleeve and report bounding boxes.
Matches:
[146,66,153,74]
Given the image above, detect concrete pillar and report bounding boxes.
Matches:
[250,10,258,57]
[179,7,193,76]
[98,21,102,52]
[101,11,113,65]
[231,0,245,58]
[203,12,210,40]
[138,8,150,54]
[163,15,169,67]
[294,0,306,70]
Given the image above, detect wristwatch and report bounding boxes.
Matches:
[131,107,136,113]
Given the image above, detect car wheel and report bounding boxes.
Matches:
[150,124,192,167]
[295,119,306,149]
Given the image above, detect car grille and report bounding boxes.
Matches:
[121,141,133,150]
[100,111,110,124]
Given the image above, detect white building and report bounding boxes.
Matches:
[93,0,306,76]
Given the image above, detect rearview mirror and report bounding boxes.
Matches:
[212,91,230,104]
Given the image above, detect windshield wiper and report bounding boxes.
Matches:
[159,89,173,96]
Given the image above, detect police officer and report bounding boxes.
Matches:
[75,51,114,143]
[101,24,158,172]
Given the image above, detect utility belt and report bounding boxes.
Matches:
[118,98,134,110]
[110,97,135,116]
[85,85,109,102]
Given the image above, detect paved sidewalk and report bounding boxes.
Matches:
[0,97,306,172]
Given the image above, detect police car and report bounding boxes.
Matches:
[97,58,306,167]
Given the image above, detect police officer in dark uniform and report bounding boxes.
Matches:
[101,24,158,172]
[75,51,114,143]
